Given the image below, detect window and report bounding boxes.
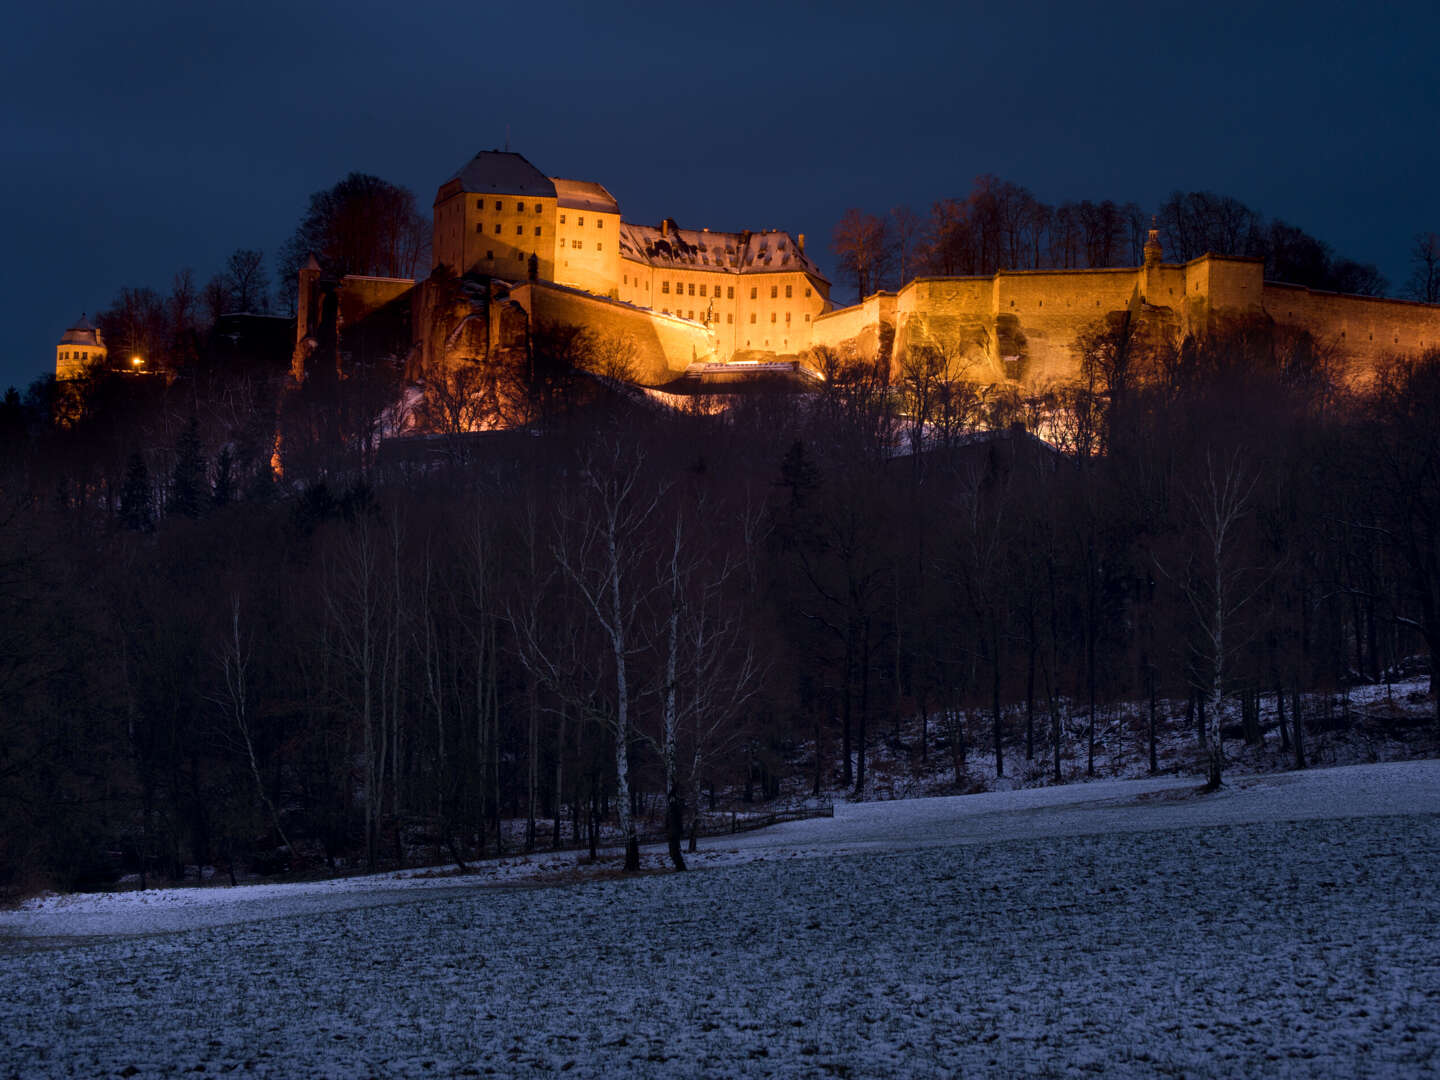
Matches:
[494,223,501,234]
[726,313,733,324]
[517,202,525,212]
[573,240,582,249]
[662,282,670,294]
[476,224,483,233]
[516,251,524,260]
[535,226,542,236]
[805,287,812,298]
[560,214,566,224]
[578,216,585,227]
[785,285,792,298]
[804,313,810,322]
[623,274,628,285]
[494,200,502,211]
[476,198,483,210]
[596,243,602,251]
[517,225,524,235]
[770,313,776,323]
[486,250,493,260]
[688,283,695,296]
[596,218,603,227]
[699,284,707,297]
[750,287,757,299]
[771,286,778,299]
[727,287,734,299]
[750,313,756,324]
[688,310,694,320]
[536,204,543,214]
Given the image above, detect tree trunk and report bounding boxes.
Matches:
[1292,690,1306,769]
[1147,666,1158,775]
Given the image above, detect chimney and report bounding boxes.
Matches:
[661,219,669,238]
[798,233,806,253]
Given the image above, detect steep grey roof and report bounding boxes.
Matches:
[58,314,103,347]
[618,223,828,281]
[552,177,620,214]
[447,151,556,198]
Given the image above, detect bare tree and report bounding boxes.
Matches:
[833,209,894,299]
[553,437,667,871]
[1407,232,1440,304]
[1160,448,1263,788]
[225,249,270,314]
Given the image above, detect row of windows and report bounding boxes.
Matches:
[558,214,604,228]
[568,240,602,251]
[478,224,543,236]
[477,199,544,214]
[663,281,735,298]
[655,310,810,327]
[657,281,813,300]
[59,350,97,360]
[481,250,530,262]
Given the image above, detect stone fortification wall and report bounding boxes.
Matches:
[811,291,896,360]
[335,277,415,330]
[1262,284,1440,387]
[991,269,1141,384]
[812,252,1440,390]
[512,281,714,385]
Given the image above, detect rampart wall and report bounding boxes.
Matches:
[811,253,1440,389]
[1261,284,1440,387]
[812,291,895,361]
[512,281,714,384]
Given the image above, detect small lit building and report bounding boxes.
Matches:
[56,314,107,380]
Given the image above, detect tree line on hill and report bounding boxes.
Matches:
[831,176,1440,304]
[1,301,1438,891]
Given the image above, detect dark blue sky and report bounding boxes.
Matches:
[4,0,1437,392]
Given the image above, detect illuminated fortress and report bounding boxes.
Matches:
[294,149,1440,393]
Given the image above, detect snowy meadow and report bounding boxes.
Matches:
[3,762,1438,1078]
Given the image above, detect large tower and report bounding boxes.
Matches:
[432,150,558,282]
[56,314,107,380]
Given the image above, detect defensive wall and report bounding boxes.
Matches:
[1259,283,1440,386]
[813,248,1440,389]
[511,280,716,385]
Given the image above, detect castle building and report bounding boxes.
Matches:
[421,150,830,379]
[299,149,1440,395]
[56,314,106,380]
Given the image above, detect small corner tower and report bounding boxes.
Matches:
[56,314,106,380]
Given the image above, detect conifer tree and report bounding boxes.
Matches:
[168,417,209,519]
[119,452,153,532]
[212,446,236,508]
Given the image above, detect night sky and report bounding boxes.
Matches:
[4,0,1437,393]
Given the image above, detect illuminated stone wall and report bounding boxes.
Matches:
[512,281,715,384]
[811,253,1440,388]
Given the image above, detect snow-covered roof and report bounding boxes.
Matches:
[551,177,619,214]
[619,222,828,282]
[446,151,556,199]
[58,313,103,347]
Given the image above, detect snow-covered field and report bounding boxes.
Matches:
[3,762,1438,1077]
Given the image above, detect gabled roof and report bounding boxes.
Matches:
[618,223,828,281]
[445,151,556,199]
[552,177,620,214]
